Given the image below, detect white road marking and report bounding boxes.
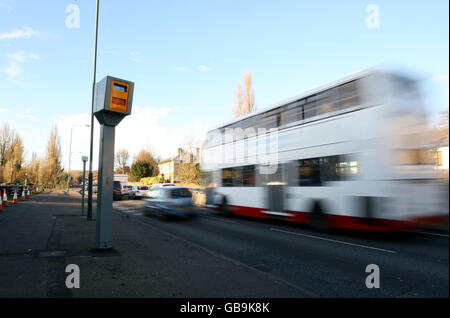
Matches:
[414,231,449,238]
[202,215,236,224]
[270,228,397,254]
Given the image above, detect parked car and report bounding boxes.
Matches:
[143,186,195,219]
[113,181,123,200]
[146,183,176,198]
[129,185,149,199]
[121,184,132,197]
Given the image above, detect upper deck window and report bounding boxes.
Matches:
[205,79,362,148]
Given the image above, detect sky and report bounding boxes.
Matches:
[0,0,448,171]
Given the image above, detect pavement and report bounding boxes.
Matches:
[0,190,308,298]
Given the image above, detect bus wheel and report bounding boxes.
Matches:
[221,197,230,215]
[310,203,328,232]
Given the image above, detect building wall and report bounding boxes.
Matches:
[158,161,174,182]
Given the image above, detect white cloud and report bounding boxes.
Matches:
[4,60,20,77]
[4,51,40,79]
[198,65,212,72]
[129,51,142,63]
[8,51,26,62]
[0,26,38,40]
[26,52,40,60]
[0,0,16,12]
[7,51,40,62]
[175,66,186,71]
[433,73,449,83]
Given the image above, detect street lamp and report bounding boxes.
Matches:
[88,0,100,220]
[81,156,88,216]
[67,124,90,192]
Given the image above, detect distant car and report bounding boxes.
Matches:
[143,186,195,219]
[121,184,132,197]
[113,181,122,200]
[2,183,23,197]
[129,185,149,199]
[146,183,176,198]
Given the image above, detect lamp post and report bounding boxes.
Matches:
[87,0,100,221]
[81,156,88,216]
[67,125,90,192]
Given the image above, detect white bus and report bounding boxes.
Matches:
[201,68,448,231]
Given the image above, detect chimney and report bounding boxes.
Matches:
[178,148,182,158]
[196,147,200,163]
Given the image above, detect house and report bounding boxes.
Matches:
[114,174,128,185]
[158,148,200,183]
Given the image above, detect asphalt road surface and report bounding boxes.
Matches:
[113,198,449,298]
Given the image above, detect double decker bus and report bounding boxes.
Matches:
[201,68,448,231]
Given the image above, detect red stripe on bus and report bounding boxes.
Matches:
[225,205,447,232]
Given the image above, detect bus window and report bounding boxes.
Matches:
[303,96,318,120]
[222,168,233,187]
[335,157,359,179]
[297,158,321,186]
[338,80,360,110]
[281,100,303,126]
[255,110,279,130]
[321,156,340,181]
[232,167,243,186]
[315,88,337,116]
[242,165,256,187]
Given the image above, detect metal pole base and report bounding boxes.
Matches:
[95,124,115,250]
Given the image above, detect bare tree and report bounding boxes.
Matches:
[41,126,63,185]
[234,82,243,118]
[234,71,256,118]
[0,122,15,167]
[115,148,130,174]
[0,123,26,182]
[4,135,24,181]
[243,71,256,114]
[26,152,41,185]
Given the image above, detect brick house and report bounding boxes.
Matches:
[158,148,200,183]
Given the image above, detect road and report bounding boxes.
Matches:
[114,197,449,298]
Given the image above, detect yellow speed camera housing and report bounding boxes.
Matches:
[109,80,130,113]
[94,76,134,126]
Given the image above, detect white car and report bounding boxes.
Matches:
[129,185,149,199]
[143,186,195,218]
[121,184,132,197]
[146,183,175,198]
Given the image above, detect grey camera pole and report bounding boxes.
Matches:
[95,125,115,249]
[87,0,100,221]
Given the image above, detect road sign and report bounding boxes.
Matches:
[94,76,134,250]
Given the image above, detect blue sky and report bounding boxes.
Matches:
[0,0,448,170]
